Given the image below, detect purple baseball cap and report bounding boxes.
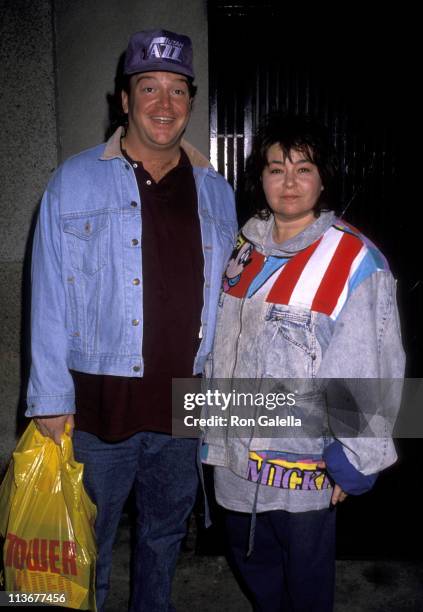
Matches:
[124,29,195,79]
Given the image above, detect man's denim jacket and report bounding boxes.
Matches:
[26,128,237,416]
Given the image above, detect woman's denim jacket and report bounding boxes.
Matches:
[202,213,405,486]
[26,128,237,417]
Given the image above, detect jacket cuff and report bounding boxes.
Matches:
[25,395,75,417]
[323,440,378,495]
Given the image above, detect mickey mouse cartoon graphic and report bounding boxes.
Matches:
[222,234,253,291]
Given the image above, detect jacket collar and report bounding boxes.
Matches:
[242,211,336,257]
[99,126,215,175]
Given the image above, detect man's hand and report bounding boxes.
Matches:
[316,460,348,505]
[34,414,75,445]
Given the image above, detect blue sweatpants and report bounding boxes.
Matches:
[224,507,336,612]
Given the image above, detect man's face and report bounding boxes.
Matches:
[121,71,192,152]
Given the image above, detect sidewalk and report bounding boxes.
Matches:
[106,515,423,611]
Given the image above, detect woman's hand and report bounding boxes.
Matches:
[330,484,348,505]
[316,460,348,505]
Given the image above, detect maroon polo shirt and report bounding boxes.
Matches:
[72,147,204,440]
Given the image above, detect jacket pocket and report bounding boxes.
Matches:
[266,306,313,354]
[263,305,319,378]
[63,212,109,275]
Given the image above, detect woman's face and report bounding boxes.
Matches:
[261,143,323,224]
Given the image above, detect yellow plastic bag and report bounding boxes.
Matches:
[0,421,97,610]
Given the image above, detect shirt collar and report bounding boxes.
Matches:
[100,126,213,173]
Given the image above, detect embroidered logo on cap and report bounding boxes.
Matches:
[146,36,183,62]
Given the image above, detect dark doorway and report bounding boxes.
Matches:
[208,1,421,559]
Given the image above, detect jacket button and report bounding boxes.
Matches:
[130,201,138,207]
[132,278,140,286]
[133,366,140,372]
[132,238,139,246]
[311,353,317,360]
[132,319,140,326]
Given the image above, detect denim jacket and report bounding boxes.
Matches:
[203,212,405,512]
[26,128,237,416]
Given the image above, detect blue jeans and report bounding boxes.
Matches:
[73,430,199,612]
[224,507,336,612]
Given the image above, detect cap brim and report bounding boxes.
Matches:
[124,62,194,79]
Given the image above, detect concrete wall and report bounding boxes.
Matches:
[0,0,209,471]
[0,0,58,471]
[54,0,209,160]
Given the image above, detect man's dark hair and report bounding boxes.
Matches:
[244,113,339,219]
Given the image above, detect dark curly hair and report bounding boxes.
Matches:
[244,113,339,219]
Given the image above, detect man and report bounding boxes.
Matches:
[26,29,236,611]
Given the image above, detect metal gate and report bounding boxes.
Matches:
[209,2,400,234]
[208,0,421,559]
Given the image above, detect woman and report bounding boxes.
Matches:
[202,114,404,612]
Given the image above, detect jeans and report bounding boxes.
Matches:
[73,430,199,612]
[224,507,336,612]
